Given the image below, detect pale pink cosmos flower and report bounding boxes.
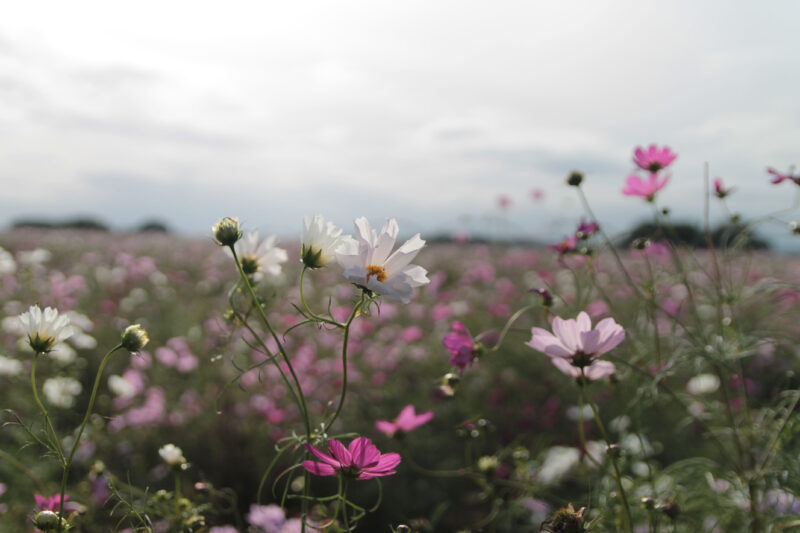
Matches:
[526,312,625,378]
[633,144,677,173]
[303,437,401,480]
[375,405,434,437]
[622,173,670,201]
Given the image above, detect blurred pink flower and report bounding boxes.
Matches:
[713,178,733,198]
[497,195,512,210]
[34,493,78,512]
[530,188,545,201]
[575,219,599,238]
[633,144,677,173]
[303,437,401,480]
[375,405,434,437]
[622,173,670,201]
[442,321,480,372]
[767,165,800,185]
[548,235,578,256]
[526,312,625,373]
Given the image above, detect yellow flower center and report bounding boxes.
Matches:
[365,265,387,283]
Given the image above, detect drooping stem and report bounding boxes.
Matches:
[299,266,344,328]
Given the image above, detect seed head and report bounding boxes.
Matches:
[566,171,584,187]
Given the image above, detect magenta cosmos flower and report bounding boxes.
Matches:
[376,405,434,437]
[633,144,677,173]
[303,437,401,480]
[442,321,481,372]
[622,173,670,202]
[713,178,733,199]
[767,166,800,186]
[526,312,624,380]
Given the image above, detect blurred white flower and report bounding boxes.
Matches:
[686,373,720,395]
[0,355,22,377]
[536,446,580,485]
[17,248,51,265]
[42,377,82,408]
[335,217,429,303]
[232,231,288,280]
[0,247,16,275]
[18,305,73,353]
[108,375,136,398]
[301,215,346,269]
[159,443,187,466]
[49,343,77,364]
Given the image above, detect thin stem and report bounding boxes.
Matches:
[325,293,366,430]
[577,385,602,468]
[581,371,633,533]
[299,266,344,328]
[30,352,64,465]
[57,343,123,533]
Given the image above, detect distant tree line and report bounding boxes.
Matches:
[10,217,170,233]
[618,221,769,250]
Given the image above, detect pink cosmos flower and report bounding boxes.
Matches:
[442,321,481,372]
[497,195,512,210]
[575,219,599,238]
[548,234,578,256]
[633,144,677,173]
[303,437,401,480]
[526,312,625,375]
[375,405,434,437]
[34,493,79,512]
[622,173,670,201]
[713,178,733,199]
[767,166,800,185]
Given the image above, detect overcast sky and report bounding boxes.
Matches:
[1,1,799,249]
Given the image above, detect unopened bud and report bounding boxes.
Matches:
[32,510,66,531]
[121,324,149,353]
[212,217,242,247]
[659,498,680,519]
[566,171,584,187]
[641,497,655,510]
[530,287,553,308]
[543,503,585,533]
[790,221,800,235]
[443,373,460,387]
[396,526,411,533]
[607,444,621,459]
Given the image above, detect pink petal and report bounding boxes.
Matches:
[303,460,338,476]
[375,420,397,436]
[526,328,573,358]
[549,356,581,378]
[584,360,616,380]
[327,439,352,466]
[304,444,340,468]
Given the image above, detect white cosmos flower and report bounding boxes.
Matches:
[18,305,73,353]
[232,231,288,280]
[335,217,429,303]
[301,215,345,269]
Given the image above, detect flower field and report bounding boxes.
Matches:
[2,151,800,532]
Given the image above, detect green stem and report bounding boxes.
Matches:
[577,385,602,468]
[299,266,345,328]
[340,476,350,531]
[174,472,182,525]
[57,344,123,533]
[581,371,632,533]
[325,293,366,431]
[30,352,64,465]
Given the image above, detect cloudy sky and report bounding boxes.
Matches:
[1,1,799,249]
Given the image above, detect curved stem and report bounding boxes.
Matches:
[325,293,366,430]
[299,266,344,328]
[57,344,123,533]
[30,352,64,465]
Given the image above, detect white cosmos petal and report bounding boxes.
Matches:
[384,233,425,277]
[372,218,399,265]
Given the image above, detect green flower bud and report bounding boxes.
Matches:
[566,171,584,187]
[32,510,67,531]
[212,217,242,247]
[121,324,149,353]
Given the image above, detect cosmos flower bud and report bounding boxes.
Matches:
[530,288,553,308]
[32,510,66,531]
[121,324,149,353]
[659,499,680,519]
[159,443,187,468]
[790,221,800,235]
[566,171,584,187]
[641,497,656,510]
[395,526,411,533]
[606,444,621,459]
[212,217,242,247]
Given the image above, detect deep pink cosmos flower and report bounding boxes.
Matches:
[767,166,800,185]
[526,312,625,374]
[442,322,481,373]
[633,144,677,173]
[375,405,434,437]
[34,493,79,513]
[622,173,670,201]
[713,178,733,199]
[575,219,599,239]
[303,437,401,480]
